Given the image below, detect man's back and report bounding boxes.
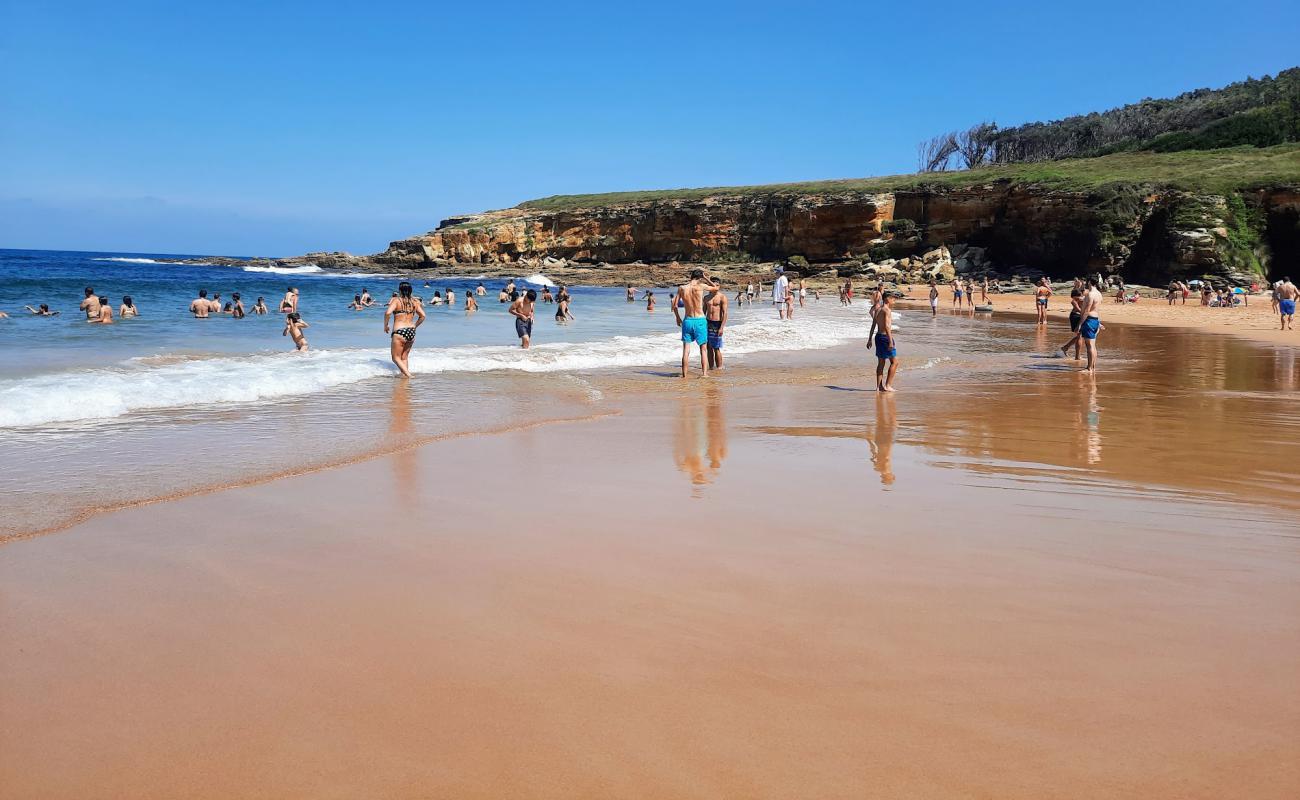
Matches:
[679,280,706,318]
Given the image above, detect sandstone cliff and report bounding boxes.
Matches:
[362,182,1293,286]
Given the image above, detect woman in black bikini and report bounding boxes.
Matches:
[384,281,426,378]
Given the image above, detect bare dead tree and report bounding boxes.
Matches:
[917,132,959,172]
[955,122,998,168]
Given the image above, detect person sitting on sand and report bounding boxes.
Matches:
[253,297,268,314]
[190,289,211,318]
[283,312,310,350]
[868,292,898,391]
[119,296,140,318]
[1277,277,1297,331]
[509,289,536,349]
[231,293,245,318]
[89,297,114,324]
[25,304,59,316]
[79,287,100,320]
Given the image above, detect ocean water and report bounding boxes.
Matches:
[0,248,889,536]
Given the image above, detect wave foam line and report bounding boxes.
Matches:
[0,307,892,428]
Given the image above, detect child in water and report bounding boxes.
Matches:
[283,312,310,351]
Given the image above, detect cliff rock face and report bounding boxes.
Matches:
[370,185,1292,284]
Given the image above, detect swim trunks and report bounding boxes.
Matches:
[1069,311,1082,332]
[515,317,533,338]
[681,316,707,345]
[706,319,723,349]
[392,327,416,343]
[1281,299,1296,315]
[1037,297,1049,306]
[1080,316,1101,340]
[874,332,896,359]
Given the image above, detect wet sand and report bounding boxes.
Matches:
[2,324,1298,798]
[897,290,1296,345]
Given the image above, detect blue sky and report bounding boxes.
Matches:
[2,0,1297,255]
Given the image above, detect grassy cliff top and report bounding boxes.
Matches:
[518,144,1300,211]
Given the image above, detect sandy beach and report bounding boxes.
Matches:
[2,310,1297,799]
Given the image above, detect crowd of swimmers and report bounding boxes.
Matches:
[8,270,1294,386]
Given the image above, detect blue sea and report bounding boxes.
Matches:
[0,248,879,537]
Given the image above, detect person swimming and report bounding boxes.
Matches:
[25,304,59,316]
[348,294,365,311]
[119,295,140,318]
[283,312,310,350]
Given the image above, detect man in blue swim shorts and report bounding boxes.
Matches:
[674,268,712,377]
[868,291,899,391]
[704,279,729,371]
[1277,276,1297,331]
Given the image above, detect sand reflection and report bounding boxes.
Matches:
[389,380,418,501]
[673,385,728,494]
[866,393,897,485]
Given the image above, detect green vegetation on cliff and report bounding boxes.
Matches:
[519,144,1300,211]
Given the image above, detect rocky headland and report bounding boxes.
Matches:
[177,145,1300,289]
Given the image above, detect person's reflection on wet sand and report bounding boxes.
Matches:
[389,380,419,502]
[867,392,897,485]
[1071,370,1103,465]
[673,385,728,494]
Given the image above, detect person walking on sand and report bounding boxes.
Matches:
[190,289,211,318]
[928,280,939,316]
[79,287,100,320]
[384,281,426,377]
[1034,278,1052,324]
[1277,277,1297,331]
[1065,286,1084,360]
[868,292,898,391]
[674,268,711,377]
[283,312,310,351]
[510,289,536,349]
[705,277,728,372]
[980,277,989,304]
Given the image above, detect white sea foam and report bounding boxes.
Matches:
[521,273,557,287]
[241,264,324,274]
[0,307,894,428]
[92,257,164,264]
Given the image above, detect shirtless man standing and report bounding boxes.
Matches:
[189,289,211,318]
[509,289,536,348]
[1277,276,1297,330]
[674,268,711,377]
[79,287,100,320]
[704,278,728,371]
[1060,277,1104,370]
[868,292,898,391]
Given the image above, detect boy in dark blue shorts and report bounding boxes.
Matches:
[868,292,898,391]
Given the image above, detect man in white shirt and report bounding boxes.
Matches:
[773,271,791,320]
